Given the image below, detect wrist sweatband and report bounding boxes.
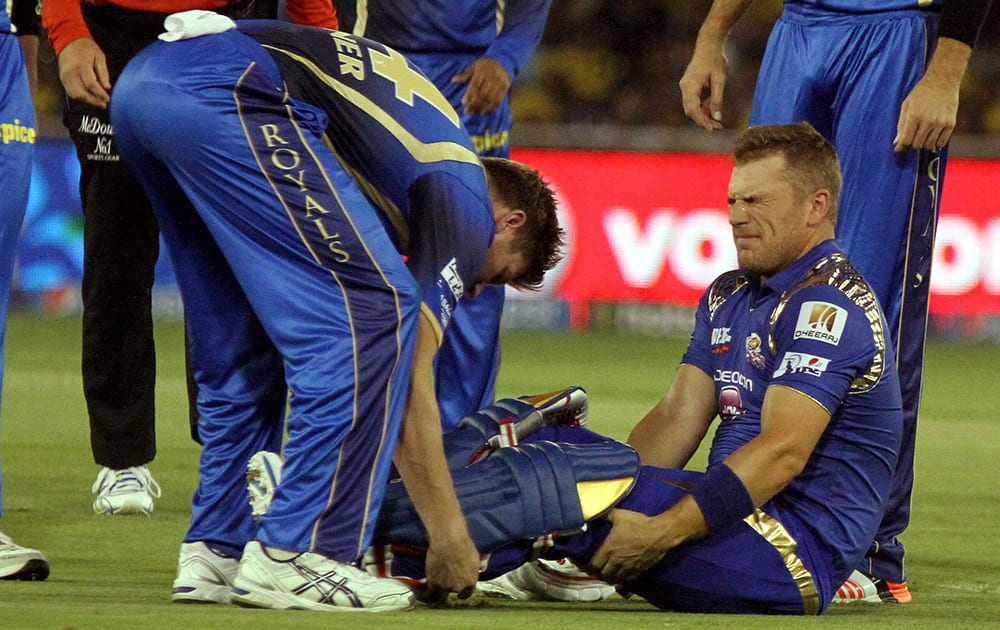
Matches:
[690,463,755,535]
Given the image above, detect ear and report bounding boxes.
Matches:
[807,189,832,227]
[498,208,527,230]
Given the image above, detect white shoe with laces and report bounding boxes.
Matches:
[478,558,615,602]
[92,464,162,515]
[172,541,240,604]
[0,531,49,581]
[231,541,415,612]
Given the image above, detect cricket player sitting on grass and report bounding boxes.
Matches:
[252,122,904,614]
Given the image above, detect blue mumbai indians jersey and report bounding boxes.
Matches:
[788,0,940,12]
[338,0,551,81]
[681,240,903,578]
[239,21,495,338]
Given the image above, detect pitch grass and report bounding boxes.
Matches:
[0,312,997,629]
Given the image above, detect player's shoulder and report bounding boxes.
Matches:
[705,270,749,320]
[773,252,887,352]
[781,251,879,318]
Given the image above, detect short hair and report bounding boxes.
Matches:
[483,157,565,291]
[732,122,842,221]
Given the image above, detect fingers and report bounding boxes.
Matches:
[707,69,727,127]
[679,73,724,130]
[894,113,953,153]
[454,59,510,115]
[58,41,112,109]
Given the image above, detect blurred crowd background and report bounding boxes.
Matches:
[30,2,1000,139]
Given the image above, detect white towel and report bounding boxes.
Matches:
[158,10,237,42]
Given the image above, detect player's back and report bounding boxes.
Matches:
[238,20,489,246]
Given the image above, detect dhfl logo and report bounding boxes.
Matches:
[718,386,745,422]
[793,301,847,345]
[439,257,464,300]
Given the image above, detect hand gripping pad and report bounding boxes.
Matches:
[374,439,640,552]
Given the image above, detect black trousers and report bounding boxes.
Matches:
[64,3,289,466]
[63,6,165,468]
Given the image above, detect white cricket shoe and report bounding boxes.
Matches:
[0,531,49,581]
[478,558,615,602]
[231,541,415,612]
[92,464,161,515]
[172,541,240,604]
[246,451,283,520]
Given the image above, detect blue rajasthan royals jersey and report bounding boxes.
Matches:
[239,21,495,336]
[682,240,902,577]
[788,0,940,11]
[338,0,550,80]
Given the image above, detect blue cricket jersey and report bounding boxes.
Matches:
[682,240,903,582]
[788,0,940,11]
[239,21,496,339]
[338,0,550,81]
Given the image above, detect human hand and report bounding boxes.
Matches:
[588,509,670,585]
[893,73,960,153]
[57,38,112,109]
[679,44,729,130]
[893,38,971,153]
[421,529,480,604]
[452,58,512,115]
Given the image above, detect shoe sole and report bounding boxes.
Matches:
[231,583,413,612]
[172,586,232,604]
[95,504,153,516]
[0,559,50,581]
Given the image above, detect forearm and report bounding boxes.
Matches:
[392,315,469,543]
[694,0,755,50]
[18,35,39,94]
[721,385,828,507]
[485,0,552,79]
[923,37,973,94]
[627,364,716,468]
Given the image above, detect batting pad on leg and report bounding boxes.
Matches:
[374,440,640,552]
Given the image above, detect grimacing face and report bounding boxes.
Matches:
[726,154,819,280]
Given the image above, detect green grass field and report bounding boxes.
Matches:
[0,311,997,629]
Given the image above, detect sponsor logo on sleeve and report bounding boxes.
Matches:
[440,258,464,300]
[711,327,732,354]
[773,351,830,378]
[794,301,847,345]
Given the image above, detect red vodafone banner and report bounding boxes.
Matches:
[512,148,1000,318]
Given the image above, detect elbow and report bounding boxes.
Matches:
[771,446,809,484]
